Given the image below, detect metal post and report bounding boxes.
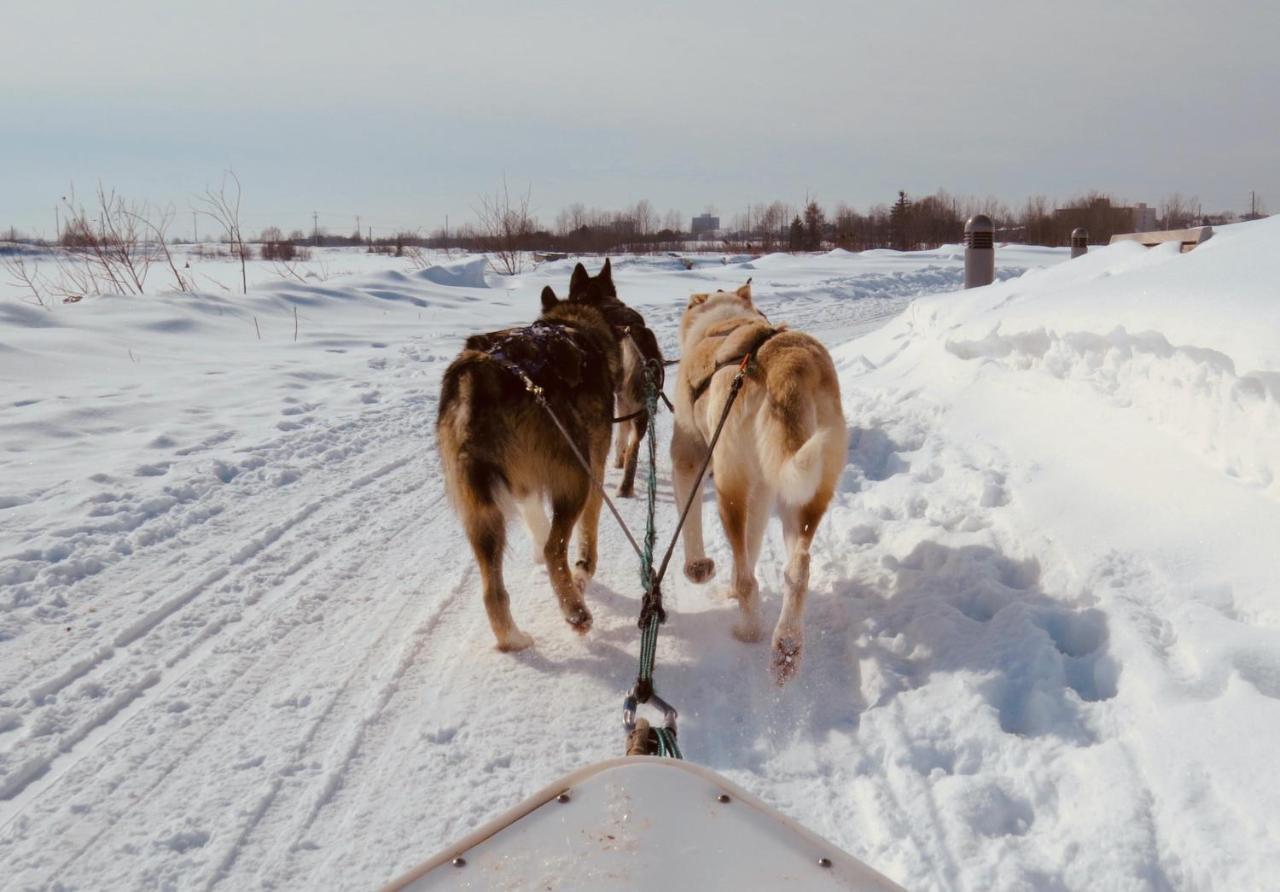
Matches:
[1070,227,1088,259]
[963,214,994,288]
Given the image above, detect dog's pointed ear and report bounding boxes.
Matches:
[541,286,559,312]
[569,263,589,296]
[687,292,709,308]
[598,258,617,297]
[736,279,753,303]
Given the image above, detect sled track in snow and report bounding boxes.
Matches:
[0,376,458,888]
[0,444,426,817]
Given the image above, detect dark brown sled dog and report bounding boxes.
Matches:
[437,260,638,651]
[608,303,664,499]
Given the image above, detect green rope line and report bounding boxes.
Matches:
[653,727,683,759]
[638,613,659,682]
[640,360,659,602]
[624,337,752,759]
[638,359,661,689]
[632,359,682,758]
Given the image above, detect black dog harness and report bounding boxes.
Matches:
[467,321,590,392]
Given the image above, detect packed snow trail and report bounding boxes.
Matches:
[2,236,1278,890]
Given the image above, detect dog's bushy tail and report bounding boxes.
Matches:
[437,354,509,511]
[757,343,846,506]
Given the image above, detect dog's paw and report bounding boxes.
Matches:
[572,561,594,594]
[565,605,593,634]
[497,629,535,653]
[684,557,715,584]
[771,635,803,685]
[732,617,762,643]
[615,484,634,499]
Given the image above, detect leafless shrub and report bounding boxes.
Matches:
[61,185,153,294]
[1,251,49,308]
[259,226,297,262]
[393,230,433,270]
[475,177,534,275]
[196,170,249,293]
[4,186,191,302]
[131,204,193,292]
[272,258,308,283]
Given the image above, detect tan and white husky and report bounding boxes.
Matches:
[671,281,847,683]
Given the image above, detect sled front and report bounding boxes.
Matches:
[383,756,904,891]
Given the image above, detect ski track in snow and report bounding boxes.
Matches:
[2,238,1279,890]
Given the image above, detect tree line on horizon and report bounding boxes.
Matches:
[4,185,1258,261]
[393,188,1232,257]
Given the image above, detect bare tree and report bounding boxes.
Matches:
[475,176,534,275]
[802,199,826,250]
[1160,193,1198,229]
[196,170,248,293]
[556,202,589,237]
[1020,195,1055,246]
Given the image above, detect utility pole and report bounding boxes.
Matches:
[192,210,198,243]
[312,211,319,246]
[356,215,361,241]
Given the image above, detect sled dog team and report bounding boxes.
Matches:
[437,260,846,683]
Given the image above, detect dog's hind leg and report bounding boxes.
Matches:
[716,469,767,645]
[616,414,645,498]
[613,419,629,469]
[546,487,592,633]
[772,490,832,683]
[463,502,533,652]
[574,435,610,589]
[672,422,714,584]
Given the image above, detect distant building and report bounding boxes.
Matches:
[1131,202,1157,232]
[691,213,720,236]
[1053,197,1156,242]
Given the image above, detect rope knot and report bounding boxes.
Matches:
[638,582,666,628]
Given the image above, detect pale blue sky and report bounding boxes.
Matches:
[3,0,1275,237]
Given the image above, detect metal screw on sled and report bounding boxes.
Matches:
[1071,227,1089,259]
[963,215,995,288]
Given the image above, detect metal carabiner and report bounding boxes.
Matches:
[622,686,678,735]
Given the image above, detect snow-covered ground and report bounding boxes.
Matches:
[1,230,1276,890]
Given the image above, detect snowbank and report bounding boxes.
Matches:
[832,216,1280,888]
[413,255,491,288]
